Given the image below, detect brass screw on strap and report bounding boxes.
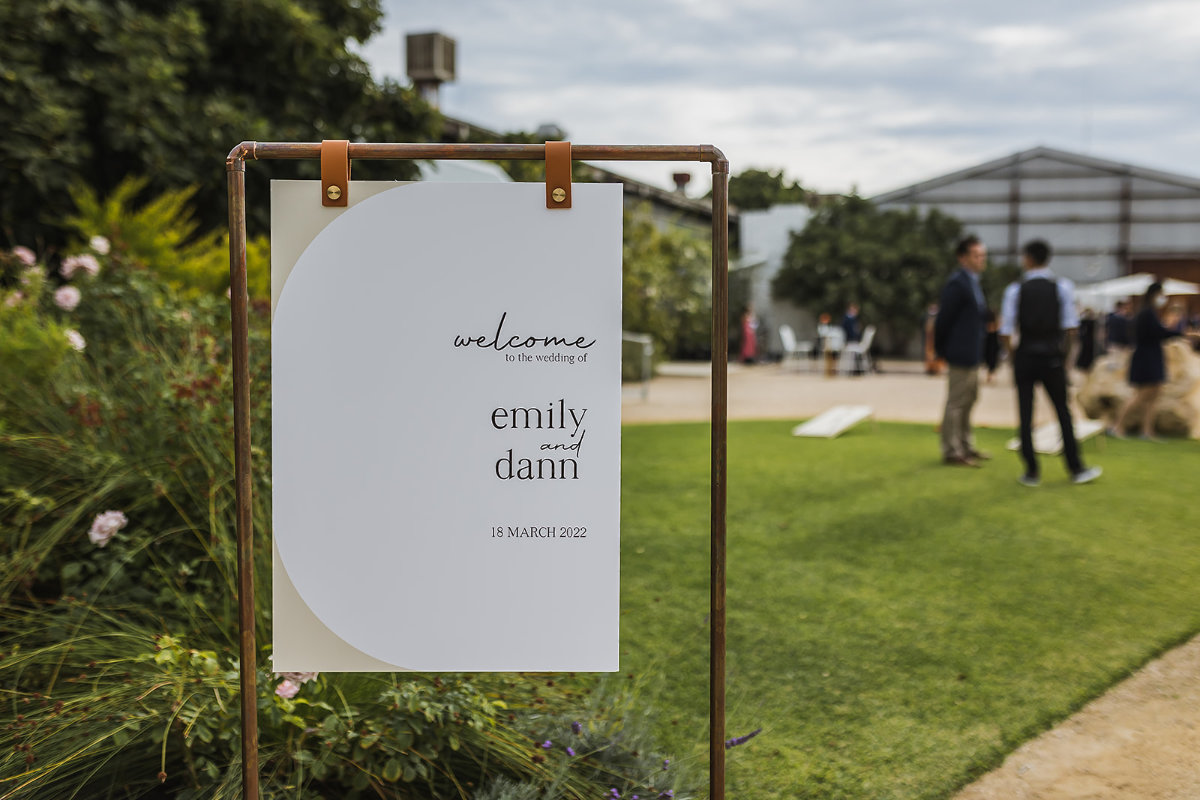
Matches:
[552,187,567,203]
[326,185,343,201]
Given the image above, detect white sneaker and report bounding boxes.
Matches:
[1017,474,1040,488]
[1072,466,1102,485]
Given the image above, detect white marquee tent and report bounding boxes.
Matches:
[1076,273,1200,311]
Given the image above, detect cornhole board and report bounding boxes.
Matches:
[1005,419,1105,454]
[792,405,873,438]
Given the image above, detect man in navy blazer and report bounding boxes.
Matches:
[934,235,988,466]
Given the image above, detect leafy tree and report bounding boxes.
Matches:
[623,204,712,361]
[0,0,439,248]
[727,168,811,211]
[771,194,965,352]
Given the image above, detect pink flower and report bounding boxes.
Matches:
[89,236,111,255]
[12,246,36,266]
[54,285,82,311]
[4,292,23,308]
[88,510,128,547]
[65,329,86,352]
[60,254,100,279]
[274,671,317,699]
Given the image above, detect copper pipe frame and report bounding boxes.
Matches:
[225,142,730,800]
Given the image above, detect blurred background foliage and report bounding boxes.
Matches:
[772,194,969,353]
[0,0,439,250]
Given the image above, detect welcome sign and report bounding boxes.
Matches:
[270,180,622,671]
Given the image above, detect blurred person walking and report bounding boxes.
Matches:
[1108,283,1194,440]
[740,304,759,364]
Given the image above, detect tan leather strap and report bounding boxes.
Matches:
[545,141,572,209]
[321,140,350,207]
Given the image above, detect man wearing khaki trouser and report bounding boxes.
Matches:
[934,235,989,467]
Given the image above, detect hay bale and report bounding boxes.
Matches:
[1077,340,1200,438]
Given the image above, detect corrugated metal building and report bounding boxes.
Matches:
[873,146,1200,288]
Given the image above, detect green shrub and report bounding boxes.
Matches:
[65,177,271,301]
[0,249,74,396]
[0,192,687,800]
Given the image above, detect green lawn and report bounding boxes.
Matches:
[619,420,1200,800]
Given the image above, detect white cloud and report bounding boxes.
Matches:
[361,0,1200,195]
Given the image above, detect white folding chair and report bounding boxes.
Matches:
[778,324,813,372]
[838,325,875,375]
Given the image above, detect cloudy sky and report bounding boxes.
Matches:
[358,0,1200,197]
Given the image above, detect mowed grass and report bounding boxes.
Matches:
[618,420,1200,800]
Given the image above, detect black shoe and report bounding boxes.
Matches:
[944,455,981,468]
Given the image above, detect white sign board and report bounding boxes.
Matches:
[1005,419,1105,454]
[271,181,622,672]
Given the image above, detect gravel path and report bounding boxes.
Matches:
[622,361,1200,800]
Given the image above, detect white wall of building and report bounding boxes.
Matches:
[737,204,813,356]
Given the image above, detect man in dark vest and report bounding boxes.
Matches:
[935,235,989,466]
[999,239,1102,487]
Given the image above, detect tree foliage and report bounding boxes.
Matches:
[0,0,439,247]
[771,194,965,350]
[623,204,712,361]
[728,168,811,211]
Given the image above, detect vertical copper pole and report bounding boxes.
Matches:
[226,152,260,800]
[709,160,730,800]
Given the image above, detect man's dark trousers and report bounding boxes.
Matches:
[1013,350,1083,478]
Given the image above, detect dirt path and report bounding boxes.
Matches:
[622,361,1200,799]
[954,636,1200,800]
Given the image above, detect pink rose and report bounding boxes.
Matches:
[89,236,111,255]
[273,671,317,699]
[60,254,100,279]
[88,510,128,547]
[54,285,82,311]
[12,246,36,266]
[279,671,318,684]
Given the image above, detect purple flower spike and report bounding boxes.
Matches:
[724,727,763,750]
[658,792,674,799]
[566,746,576,756]
[571,720,583,734]
[541,740,552,749]
[662,758,670,770]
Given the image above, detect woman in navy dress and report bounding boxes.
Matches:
[1109,282,1181,440]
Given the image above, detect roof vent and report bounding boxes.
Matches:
[406,32,456,107]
